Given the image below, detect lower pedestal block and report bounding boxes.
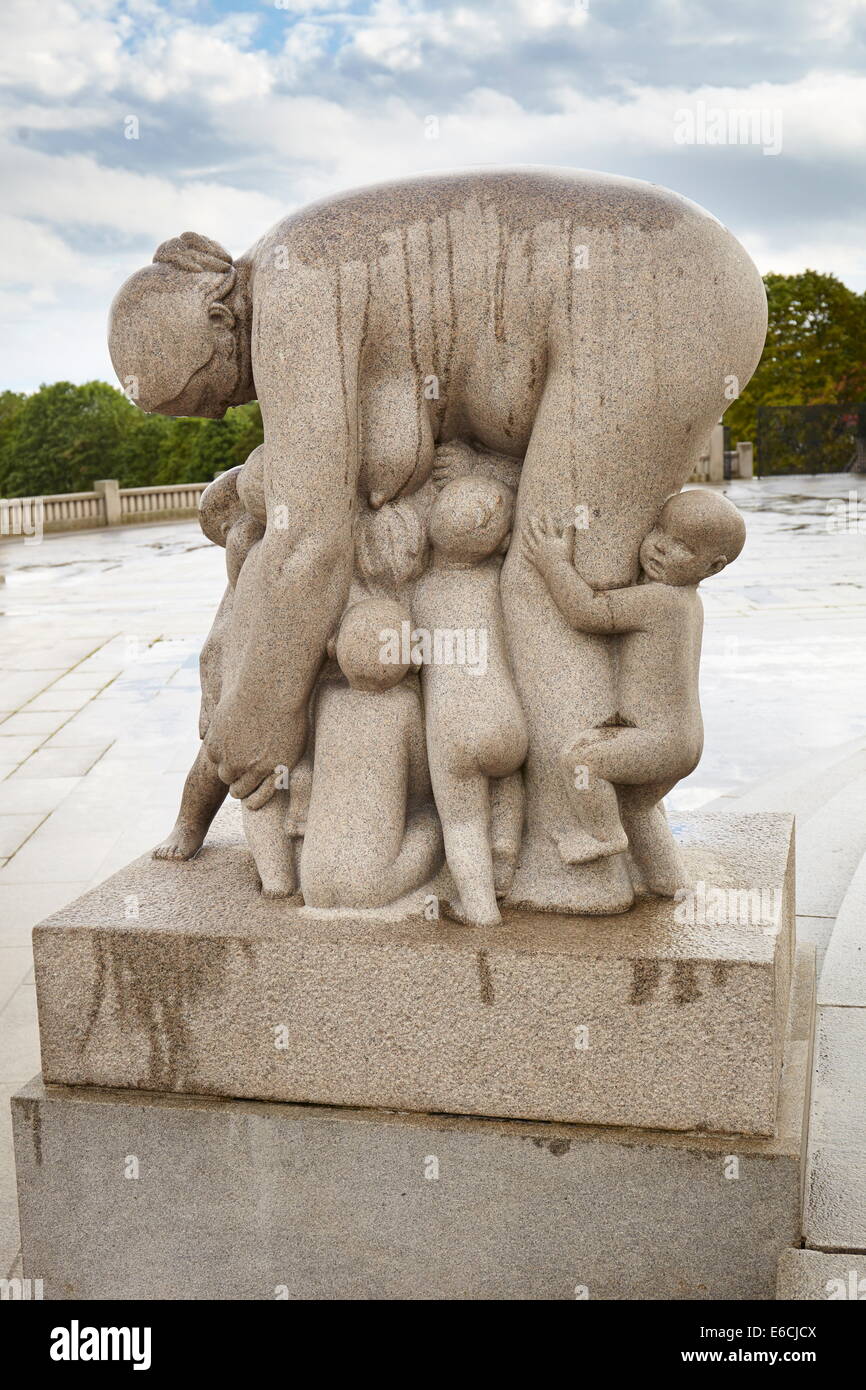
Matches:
[13,949,813,1302]
[776,1248,866,1301]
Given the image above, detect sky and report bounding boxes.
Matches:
[1,0,865,393]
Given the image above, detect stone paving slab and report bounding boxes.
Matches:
[805,1005,866,1252]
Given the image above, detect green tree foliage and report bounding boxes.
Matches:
[0,381,132,497]
[0,383,263,498]
[725,271,866,449]
[0,391,26,462]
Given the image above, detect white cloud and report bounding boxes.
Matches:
[1,141,285,264]
[128,18,274,104]
[1,0,865,393]
[740,225,866,291]
[0,0,130,98]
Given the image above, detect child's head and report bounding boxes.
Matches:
[428,476,513,564]
[640,489,746,586]
[335,598,412,692]
[199,465,245,547]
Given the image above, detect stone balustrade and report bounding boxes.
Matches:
[0,479,208,535]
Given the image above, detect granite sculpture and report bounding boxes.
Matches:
[108,167,767,921]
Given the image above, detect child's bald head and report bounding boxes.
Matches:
[198,465,245,546]
[640,489,746,587]
[429,476,514,564]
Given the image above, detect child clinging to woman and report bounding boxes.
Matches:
[153,450,265,863]
[524,488,746,870]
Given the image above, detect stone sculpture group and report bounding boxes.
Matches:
[108,167,766,924]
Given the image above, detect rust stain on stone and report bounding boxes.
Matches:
[531,1135,571,1156]
[477,949,494,1006]
[629,959,661,1004]
[82,930,250,1093]
[672,960,702,1005]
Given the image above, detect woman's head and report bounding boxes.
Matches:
[108,232,253,419]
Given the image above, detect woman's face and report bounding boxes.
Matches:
[109,269,240,419]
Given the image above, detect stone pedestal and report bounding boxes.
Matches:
[14,810,811,1299]
[32,812,794,1136]
[13,943,811,1301]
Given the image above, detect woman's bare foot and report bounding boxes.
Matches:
[153,821,207,861]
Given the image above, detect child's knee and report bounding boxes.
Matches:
[559,731,600,774]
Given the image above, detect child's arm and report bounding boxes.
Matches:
[523,517,649,634]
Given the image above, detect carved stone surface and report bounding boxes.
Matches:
[13,946,813,1302]
[33,807,793,1134]
[109,168,768,920]
[776,1249,866,1302]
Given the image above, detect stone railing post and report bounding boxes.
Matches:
[93,479,121,527]
[707,422,725,482]
[736,441,754,480]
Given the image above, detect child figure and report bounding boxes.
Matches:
[153,451,265,862]
[523,488,746,873]
[412,475,529,927]
[298,598,443,909]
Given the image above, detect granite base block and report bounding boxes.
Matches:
[13,947,813,1302]
[776,1248,866,1301]
[32,811,794,1136]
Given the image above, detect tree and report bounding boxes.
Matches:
[0,381,135,497]
[725,271,866,450]
[114,412,175,488]
[152,403,263,485]
[0,392,26,488]
[0,385,265,497]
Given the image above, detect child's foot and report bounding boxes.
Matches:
[153,821,206,861]
[442,893,502,928]
[261,878,298,900]
[556,826,628,865]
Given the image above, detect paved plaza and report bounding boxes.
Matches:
[1,473,865,1278]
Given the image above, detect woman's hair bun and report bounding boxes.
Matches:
[153,231,234,274]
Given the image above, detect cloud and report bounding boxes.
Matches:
[1,0,865,393]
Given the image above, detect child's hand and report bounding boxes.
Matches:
[432,440,477,490]
[523,514,575,574]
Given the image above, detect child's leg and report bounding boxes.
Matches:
[558,729,688,866]
[374,804,443,904]
[490,772,524,896]
[618,783,685,897]
[557,730,628,864]
[153,744,227,860]
[242,789,297,898]
[430,754,500,926]
[284,754,313,837]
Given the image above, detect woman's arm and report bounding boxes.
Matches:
[204,261,365,800]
